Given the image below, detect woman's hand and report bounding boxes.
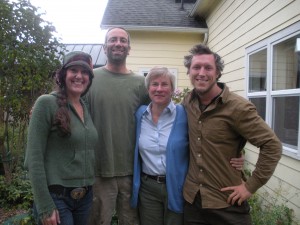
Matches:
[230,155,244,171]
[42,209,60,225]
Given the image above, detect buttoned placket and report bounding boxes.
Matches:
[197,113,205,188]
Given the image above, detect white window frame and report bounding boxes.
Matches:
[246,21,300,160]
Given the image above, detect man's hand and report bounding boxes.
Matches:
[230,155,244,171]
[42,209,60,225]
[221,182,252,206]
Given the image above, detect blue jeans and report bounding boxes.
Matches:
[35,187,93,225]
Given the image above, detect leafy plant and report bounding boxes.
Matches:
[0,0,65,182]
[0,167,33,210]
[249,192,295,225]
[172,87,190,104]
[0,164,35,224]
[244,168,298,225]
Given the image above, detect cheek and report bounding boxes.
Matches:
[85,76,91,85]
[189,74,195,82]
[209,74,218,81]
[166,89,173,96]
[148,89,155,97]
[148,86,155,92]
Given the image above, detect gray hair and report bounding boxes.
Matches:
[145,67,176,91]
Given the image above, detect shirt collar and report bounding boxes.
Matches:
[144,100,176,115]
[189,82,228,105]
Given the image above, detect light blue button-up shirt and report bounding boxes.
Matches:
[138,101,177,176]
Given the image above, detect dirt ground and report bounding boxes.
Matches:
[0,208,28,224]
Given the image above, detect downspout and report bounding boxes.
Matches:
[203,31,208,45]
[180,0,184,11]
[190,0,209,45]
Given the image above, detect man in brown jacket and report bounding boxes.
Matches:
[182,44,282,225]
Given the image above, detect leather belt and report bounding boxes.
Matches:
[48,185,91,200]
[142,172,166,183]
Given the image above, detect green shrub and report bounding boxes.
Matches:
[249,192,295,225]
[0,165,35,224]
[0,167,33,210]
[245,168,298,225]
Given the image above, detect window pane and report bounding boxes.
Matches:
[273,96,299,149]
[272,35,300,90]
[249,97,266,120]
[249,49,267,92]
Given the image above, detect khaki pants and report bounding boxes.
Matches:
[88,176,139,225]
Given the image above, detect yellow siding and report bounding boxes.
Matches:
[245,144,300,220]
[126,31,199,90]
[206,0,300,220]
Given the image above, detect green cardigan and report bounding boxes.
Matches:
[24,92,98,219]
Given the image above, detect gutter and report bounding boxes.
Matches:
[101,25,208,34]
[102,25,209,45]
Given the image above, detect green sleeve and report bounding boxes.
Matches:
[24,95,57,219]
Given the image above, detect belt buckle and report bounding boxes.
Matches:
[70,187,86,200]
[156,176,165,184]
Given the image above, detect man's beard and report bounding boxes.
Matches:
[107,49,128,64]
[109,55,126,64]
[194,79,217,96]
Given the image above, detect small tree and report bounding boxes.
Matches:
[0,0,65,182]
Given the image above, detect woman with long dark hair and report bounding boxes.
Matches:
[25,51,98,225]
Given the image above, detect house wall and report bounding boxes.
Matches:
[126,31,203,90]
[204,0,300,221]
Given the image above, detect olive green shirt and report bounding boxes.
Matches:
[182,83,282,209]
[86,67,149,177]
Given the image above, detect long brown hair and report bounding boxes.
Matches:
[53,67,71,137]
[53,51,94,136]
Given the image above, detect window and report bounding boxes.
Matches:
[249,49,267,92]
[246,22,300,159]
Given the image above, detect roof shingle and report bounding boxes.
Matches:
[101,0,207,30]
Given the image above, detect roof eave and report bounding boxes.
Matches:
[189,0,220,18]
[190,0,202,16]
[101,25,208,34]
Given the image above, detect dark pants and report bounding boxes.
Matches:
[139,175,183,225]
[184,192,252,225]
